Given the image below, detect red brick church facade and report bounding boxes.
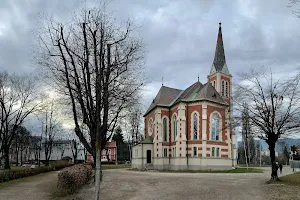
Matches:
[132,23,237,170]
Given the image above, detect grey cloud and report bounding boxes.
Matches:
[1,0,300,111]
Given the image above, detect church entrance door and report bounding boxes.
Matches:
[146,150,151,164]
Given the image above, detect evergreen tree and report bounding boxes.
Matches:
[112,126,129,162]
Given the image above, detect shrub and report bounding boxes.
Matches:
[50,160,73,170]
[57,164,92,194]
[1,161,72,183]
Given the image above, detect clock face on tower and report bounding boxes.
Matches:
[222,67,228,74]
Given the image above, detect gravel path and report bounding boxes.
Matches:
[77,166,300,200]
[0,171,59,200]
[0,167,299,200]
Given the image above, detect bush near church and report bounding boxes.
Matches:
[57,164,93,194]
[1,160,72,183]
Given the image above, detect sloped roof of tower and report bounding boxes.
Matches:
[144,86,182,116]
[195,82,226,104]
[213,23,226,72]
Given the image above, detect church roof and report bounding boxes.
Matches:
[141,137,153,144]
[213,23,226,72]
[195,82,226,103]
[144,82,227,116]
[144,86,182,115]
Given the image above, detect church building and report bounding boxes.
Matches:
[132,23,237,170]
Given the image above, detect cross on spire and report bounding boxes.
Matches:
[162,77,164,86]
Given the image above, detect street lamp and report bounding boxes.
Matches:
[291,151,297,172]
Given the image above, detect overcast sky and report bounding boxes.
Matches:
[1,0,300,133]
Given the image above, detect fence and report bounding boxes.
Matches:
[290,160,300,172]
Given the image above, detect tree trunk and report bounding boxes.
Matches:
[16,148,19,167]
[4,147,10,169]
[20,149,23,166]
[269,142,279,181]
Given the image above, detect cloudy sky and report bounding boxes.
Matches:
[0,0,300,119]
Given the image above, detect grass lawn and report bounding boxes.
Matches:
[159,167,263,173]
[238,164,271,168]
[280,172,300,186]
[102,165,131,170]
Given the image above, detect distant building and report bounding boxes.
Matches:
[39,139,86,162]
[87,140,117,163]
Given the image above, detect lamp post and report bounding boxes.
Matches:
[291,151,296,172]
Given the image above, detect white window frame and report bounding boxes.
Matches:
[221,80,225,96]
[191,111,199,140]
[172,113,178,141]
[162,117,169,142]
[210,112,222,141]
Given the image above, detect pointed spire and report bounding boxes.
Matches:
[162,77,164,86]
[213,22,226,72]
[197,74,199,82]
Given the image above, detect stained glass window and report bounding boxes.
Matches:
[163,118,167,142]
[193,113,198,140]
[211,114,220,140]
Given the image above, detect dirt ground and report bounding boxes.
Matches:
[77,167,300,200]
[0,171,58,200]
[0,167,299,200]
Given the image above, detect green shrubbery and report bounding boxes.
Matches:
[1,160,73,183]
[57,164,92,194]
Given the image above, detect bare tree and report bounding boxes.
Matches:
[10,126,31,166]
[234,69,300,181]
[40,100,59,166]
[37,4,145,198]
[0,72,39,169]
[71,139,78,163]
[288,0,300,17]
[128,106,143,145]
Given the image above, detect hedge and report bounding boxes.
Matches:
[57,164,93,194]
[1,160,73,183]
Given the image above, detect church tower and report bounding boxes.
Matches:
[207,23,232,105]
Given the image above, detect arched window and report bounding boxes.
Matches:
[211,113,220,140]
[148,119,153,136]
[193,113,198,140]
[212,147,215,157]
[216,148,220,157]
[173,115,177,141]
[163,118,167,142]
[213,81,216,88]
[225,81,228,97]
[221,80,225,96]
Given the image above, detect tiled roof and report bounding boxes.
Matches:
[213,23,226,72]
[180,82,203,99]
[195,82,226,104]
[144,86,182,115]
[144,82,227,116]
